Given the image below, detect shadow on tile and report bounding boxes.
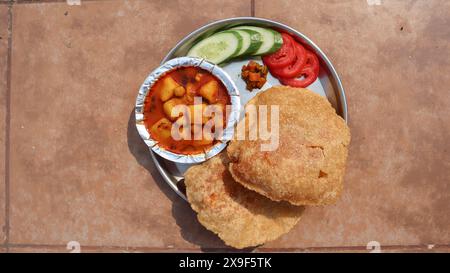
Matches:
[127,109,254,252]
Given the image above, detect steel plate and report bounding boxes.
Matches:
[147,17,348,201]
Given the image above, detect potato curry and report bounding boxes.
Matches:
[143,67,231,155]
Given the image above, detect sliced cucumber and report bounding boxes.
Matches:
[232,29,263,57]
[187,31,243,64]
[231,26,282,55]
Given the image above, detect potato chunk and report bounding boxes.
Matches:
[160,76,179,102]
[150,118,172,140]
[163,98,185,120]
[193,138,214,146]
[188,103,209,124]
[199,80,219,103]
[174,86,186,97]
[195,72,204,82]
[172,116,191,140]
[183,82,196,104]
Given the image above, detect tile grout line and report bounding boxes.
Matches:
[5,243,450,252]
[12,0,116,4]
[4,0,12,253]
[256,244,450,252]
[251,0,255,17]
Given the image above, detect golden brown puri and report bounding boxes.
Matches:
[185,153,304,249]
[227,86,351,206]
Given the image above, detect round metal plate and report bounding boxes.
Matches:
[149,17,348,201]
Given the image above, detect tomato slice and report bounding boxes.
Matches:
[279,66,318,88]
[261,33,296,69]
[305,50,320,75]
[262,31,321,88]
[269,42,307,78]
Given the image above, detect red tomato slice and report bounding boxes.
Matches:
[270,42,307,78]
[305,50,320,75]
[279,66,318,88]
[261,33,296,69]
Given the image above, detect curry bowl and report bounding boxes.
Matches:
[135,56,240,164]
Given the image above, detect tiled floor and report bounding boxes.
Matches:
[0,0,449,253]
[255,0,450,250]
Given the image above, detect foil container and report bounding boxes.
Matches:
[135,57,240,164]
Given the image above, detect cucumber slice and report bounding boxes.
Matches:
[232,29,263,57]
[187,31,243,64]
[231,26,282,55]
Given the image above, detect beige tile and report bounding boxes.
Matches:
[12,245,449,253]
[15,0,75,3]
[256,245,450,253]
[8,244,202,253]
[9,246,73,253]
[10,0,250,248]
[380,246,450,253]
[255,0,450,248]
[0,5,8,245]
